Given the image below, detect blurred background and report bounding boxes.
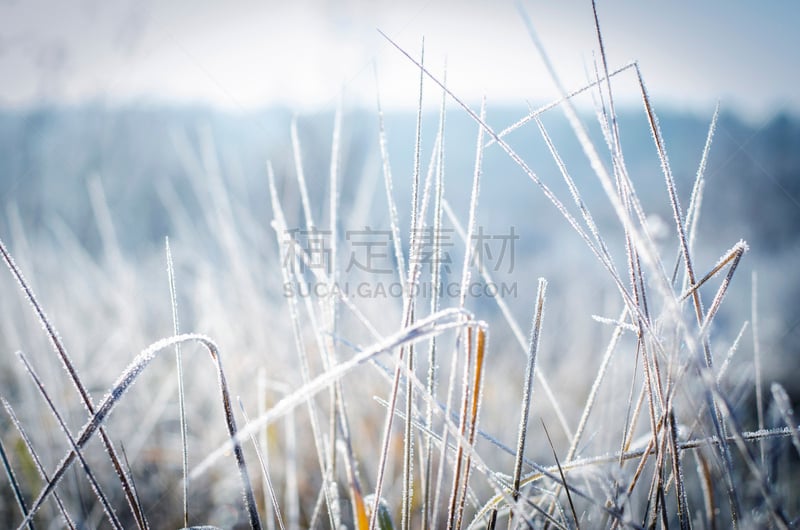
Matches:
[1,0,797,373]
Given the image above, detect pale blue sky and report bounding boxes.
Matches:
[0,1,797,119]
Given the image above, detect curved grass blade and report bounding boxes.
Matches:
[15,334,262,530]
[0,237,148,530]
[192,308,473,480]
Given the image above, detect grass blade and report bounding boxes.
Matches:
[16,334,262,530]
[770,384,800,459]
[541,419,579,530]
[2,399,77,530]
[165,237,190,528]
[454,327,488,530]
[509,279,547,528]
[0,432,35,530]
[17,352,123,530]
[0,237,148,530]
[752,272,765,466]
[239,398,286,530]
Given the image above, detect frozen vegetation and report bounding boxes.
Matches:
[1,6,800,529]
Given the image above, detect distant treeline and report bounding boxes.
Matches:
[1,104,796,254]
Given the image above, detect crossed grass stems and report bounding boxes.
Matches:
[2,4,800,529]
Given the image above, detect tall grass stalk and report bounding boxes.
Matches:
[239,397,286,530]
[165,237,189,528]
[508,279,547,529]
[422,59,448,530]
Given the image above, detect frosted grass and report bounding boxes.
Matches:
[1,3,797,528]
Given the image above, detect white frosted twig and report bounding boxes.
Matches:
[422,57,448,530]
[485,61,638,148]
[697,243,748,339]
[458,96,487,309]
[509,280,547,528]
[716,321,749,385]
[771,384,800,459]
[591,314,637,333]
[374,62,408,297]
[753,272,765,466]
[193,308,473,479]
[401,41,425,530]
[291,116,315,231]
